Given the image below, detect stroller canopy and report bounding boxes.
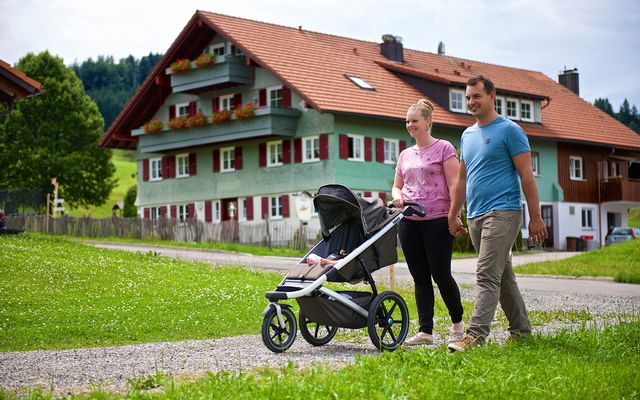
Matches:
[313,184,389,238]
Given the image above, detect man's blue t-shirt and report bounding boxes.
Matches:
[460,115,530,218]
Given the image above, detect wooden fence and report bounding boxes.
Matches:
[5,215,321,248]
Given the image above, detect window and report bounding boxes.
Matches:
[611,162,619,177]
[150,207,161,221]
[346,75,374,90]
[268,86,284,108]
[495,97,505,115]
[213,200,221,222]
[570,156,583,180]
[239,198,248,221]
[581,208,594,229]
[531,152,539,176]
[348,135,364,161]
[270,196,282,219]
[176,154,189,178]
[178,204,188,223]
[267,141,283,167]
[175,102,190,118]
[220,94,234,111]
[384,139,399,164]
[521,100,534,122]
[221,147,235,172]
[150,158,162,181]
[303,136,320,162]
[450,89,466,112]
[208,43,225,57]
[506,98,519,119]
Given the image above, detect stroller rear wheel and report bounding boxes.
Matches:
[367,291,409,351]
[299,310,338,346]
[262,306,297,353]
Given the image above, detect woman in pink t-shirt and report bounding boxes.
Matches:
[392,99,465,346]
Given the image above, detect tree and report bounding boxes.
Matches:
[594,98,614,116]
[123,185,138,218]
[618,99,632,126]
[0,51,116,209]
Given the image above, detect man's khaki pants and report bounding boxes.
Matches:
[467,210,531,340]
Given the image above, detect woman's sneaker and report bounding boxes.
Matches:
[446,324,465,344]
[404,332,434,346]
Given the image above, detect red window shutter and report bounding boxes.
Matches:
[282,86,291,108]
[281,194,290,217]
[319,134,329,160]
[233,93,242,109]
[364,137,372,161]
[169,156,176,179]
[400,140,407,152]
[379,192,387,204]
[189,153,197,176]
[142,159,149,181]
[212,97,219,113]
[364,191,372,197]
[188,101,197,117]
[376,138,385,162]
[294,138,302,163]
[169,105,176,120]
[339,134,349,159]
[204,200,212,222]
[162,156,170,179]
[160,206,167,219]
[212,149,220,173]
[259,143,267,167]
[246,197,254,220]
[282,140,291,164]
[221,200,229,221]
[143,208,150,219]
[259,89,267,107]
[235,146,243,170]
[187,203,195,220]
[170,205,177,219]
[261,196,269,219]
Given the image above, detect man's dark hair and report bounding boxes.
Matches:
[466,75,496,94]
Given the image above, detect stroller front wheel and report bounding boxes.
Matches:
[367,291,409,351]
[299,310,338,346]
[261,305,297,353]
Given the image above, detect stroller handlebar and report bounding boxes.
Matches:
[387,201,426,217]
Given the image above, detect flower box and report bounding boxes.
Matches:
[143,119,164,134]
[210,109,231,124]
[167,116,189,130]
[187,112,208,128]
[194,53,216,69]
[170,59,191,74]
[234,103,256,120]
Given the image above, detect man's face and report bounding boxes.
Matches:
[465,82,495,119]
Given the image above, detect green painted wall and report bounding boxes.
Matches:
[529,140,561,202]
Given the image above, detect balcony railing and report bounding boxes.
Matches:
[133,107,301,154]
[167,55,252,93]
[600,177,640,202]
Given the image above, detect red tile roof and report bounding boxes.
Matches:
[100,11,640,151]
[0,59,43,104]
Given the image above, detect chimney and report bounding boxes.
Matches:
[558,67,579,95]
[380,34,403,62]
[438,41,445,55]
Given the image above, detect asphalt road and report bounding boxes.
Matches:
[87,242,640,298]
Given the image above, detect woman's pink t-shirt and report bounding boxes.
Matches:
[395,139,457,220]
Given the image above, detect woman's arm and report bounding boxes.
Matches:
[391,172,405,208]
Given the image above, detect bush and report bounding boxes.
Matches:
[170,59,191,74]
[187,112,208,128]
[168,116,189,130]
[123,185,137,218]
[143,119,163,134]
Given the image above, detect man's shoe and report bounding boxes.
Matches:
[404,332,434,346]
[447,335,480,352]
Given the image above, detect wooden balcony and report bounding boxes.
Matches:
[600,177,640,202]
[167,55,252,93]
[133,107,301,153]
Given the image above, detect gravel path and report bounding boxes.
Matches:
[2,288,638,397]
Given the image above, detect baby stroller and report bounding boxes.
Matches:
[261,184,425,353]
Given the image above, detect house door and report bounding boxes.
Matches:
[541,205,553,249]
[221,198,238,221]
[607,212,620,231]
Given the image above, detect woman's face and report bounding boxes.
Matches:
[405,109,430,138]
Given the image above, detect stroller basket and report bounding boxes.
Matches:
[297,291,373,329]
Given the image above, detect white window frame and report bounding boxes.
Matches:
[384,138,399,164]
[150,158,162,181]
[520,100,534,122]
[175,102,190,118]
[270,196,283,219]
[176,154,189,178]
[177,204,188,223]
[347,134,364,162]
[221,147,235,172]
[267,85,284,108]
[238,198,248,221]
[267,140,283,167]
[531,152,540,176]
[569,156,584,181]
[220,94,234,111]
[581,208,594,230]
[212,200,221,222]
[150,207,161,221]
[506,98,519,120]
[449,88,466,113]
[208,43,226,57]
[611,162,619,177]
[303,136,320,163]
[495,96,505,116]
[346,75,374,90]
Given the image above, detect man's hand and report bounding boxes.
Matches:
[448,215,468,236]
[528,215,548,245]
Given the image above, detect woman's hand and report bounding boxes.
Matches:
[391,197,404,208]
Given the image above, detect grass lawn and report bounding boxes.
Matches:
[629,208,640,227]
[514,239,640,283]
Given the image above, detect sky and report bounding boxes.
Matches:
[1,0,639,110]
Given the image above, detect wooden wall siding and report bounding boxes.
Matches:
[600,178,640,202]
[557,143,610,203]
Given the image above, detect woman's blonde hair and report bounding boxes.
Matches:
[408,99,434,130]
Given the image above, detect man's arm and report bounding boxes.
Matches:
[513,152,548,244]
[447,160,468,236]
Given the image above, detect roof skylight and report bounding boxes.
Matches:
[346,75,375,90]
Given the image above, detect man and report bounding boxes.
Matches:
[447,75,547,351]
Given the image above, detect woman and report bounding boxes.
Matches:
[392,99,464,346]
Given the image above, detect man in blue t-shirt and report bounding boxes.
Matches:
[447,75,548,352]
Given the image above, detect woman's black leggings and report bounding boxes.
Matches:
[398,217,463,334]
